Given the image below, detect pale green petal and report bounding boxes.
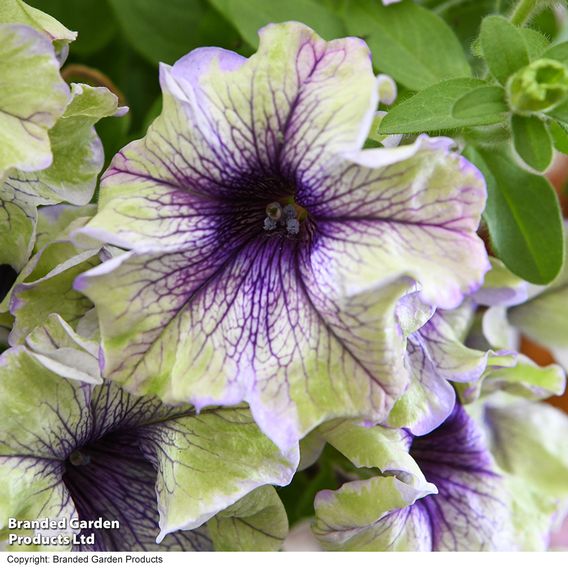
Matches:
[387,349,457,435]
[474,257,528,307]
[484,399,568,498]
[35,203,97,252]
[0,457,75,551]
[390,305,498,435]
[0,204,98,343]
[24,313,101,384]
[0,205,95,315]
[314,407,515,551]
[0,0,76,45]
[323,137,489,310]
[318,420,432,490]
[7,84,123,207]
[481,354,565,400]
[0,23,69,175]
[456,351,518,404]
[0,346,91,458]
[138,406,298,541]
[506,475,560,551]
[9,246,98,345]
[76,252,412,450]
[483,305,518,351]
[207,486,288,551]
[509,285,568,370]
[298,430,326,471]
[313,475,433,551]
[0,184,36,270]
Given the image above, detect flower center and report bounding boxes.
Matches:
[68,449,91,466]
[263,198,308,236]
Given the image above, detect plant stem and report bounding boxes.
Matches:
[509,0,540,26]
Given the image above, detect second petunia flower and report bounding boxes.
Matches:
[76,23,489,450]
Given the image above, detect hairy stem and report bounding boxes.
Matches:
[509,0,540,26]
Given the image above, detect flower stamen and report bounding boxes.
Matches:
[264,200,306,235]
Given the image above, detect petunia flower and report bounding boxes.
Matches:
[75,22,489,450]
[0,343,296,551]
[311,396,568,551]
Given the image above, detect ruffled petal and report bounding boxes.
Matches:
[76,251,411,449]
[0,23,69,174]
[308,137,489,310]
[314,406,514,551]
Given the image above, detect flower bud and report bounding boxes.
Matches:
[507,58,568,115]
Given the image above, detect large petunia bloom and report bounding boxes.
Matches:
[0,343,296,551]
[76,23,489,450]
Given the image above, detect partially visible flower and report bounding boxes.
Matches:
[76,22,489,450]
[476,394,568,550]
[312,396,568,551]
[0,344,296,551]
[382,0,403,5]
[0,2,125,273]
[474,240,568,373]
[0,23,68,183]
[0,0,76,63]
[0,69,124,273]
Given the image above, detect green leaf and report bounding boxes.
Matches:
[546,98,568,124]
[480,16,529,84]
[520,28,550,61]
[467,146,563,284]
[379,78,502,135]
[511,115,553,172]
[108,0,241,65]
[452,85,508,120]
[344,0,471,91]
[542,41,568,65]
[549,120,568,154]
[208,0,346,48]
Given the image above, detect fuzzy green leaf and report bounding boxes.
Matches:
[379,78,502,134]
[345,0,471,90]
[480,16,529,85]
[511,115,553,172]
[452,85,508,121]
[468,146,563,284]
